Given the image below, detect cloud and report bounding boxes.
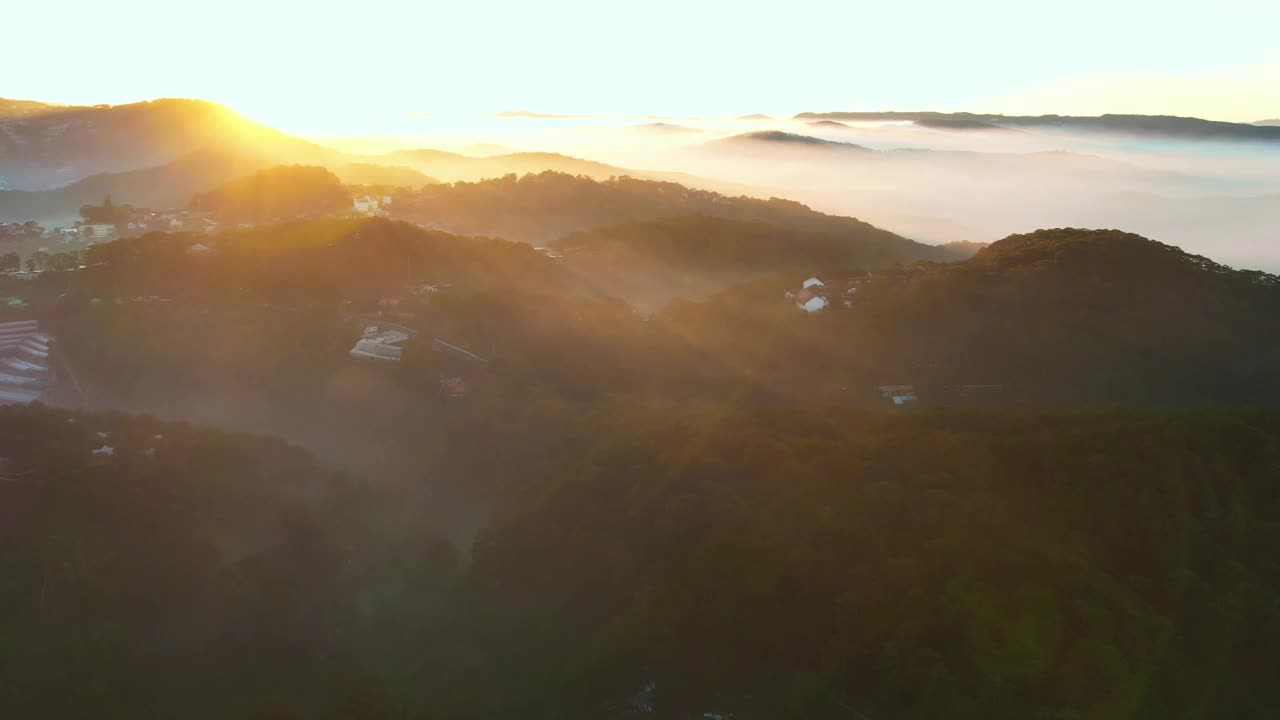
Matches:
[493,110,600,120]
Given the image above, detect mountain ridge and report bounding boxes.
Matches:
[0,98,340,191]
[793,110,1280,141]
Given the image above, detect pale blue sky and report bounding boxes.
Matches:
[8,0,1279,132]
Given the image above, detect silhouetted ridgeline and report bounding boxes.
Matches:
[550,214,973,309]
[390,171,951,260]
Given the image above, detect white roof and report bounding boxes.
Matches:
[350,344,403,361]
[801,296,828,312]
[803,277,825,289]
[364,329,410,345]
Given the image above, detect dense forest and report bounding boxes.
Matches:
[189,166,353,224]
[557,214,922,270]
[2,403,1279,719]
[553,214,936,309]
[0,404,458,719]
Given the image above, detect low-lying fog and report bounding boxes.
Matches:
[327,114,1280,271]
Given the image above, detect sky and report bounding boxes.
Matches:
[8,0,1280,133]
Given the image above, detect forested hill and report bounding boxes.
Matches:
[709,130,873,151]
[68,217,566,304]
[378,148,729,190]
[188,165,352,223]
[381,148,632,183]
[654,228,1280,404]
[6,401,1279,718]
[389,171,956,260]
[0,153,435,226]
[556,214,959,267]
[0,403,460,719]
[453,403,1280,719]
[553,214,970,309]
[41,221,1280,408]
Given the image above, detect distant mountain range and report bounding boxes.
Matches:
[0,98,339,191]
[794,111,1280,141]
[378,147,725,189]
[0,97,738,223]
[710,130,871,151]
[0,149,434,225]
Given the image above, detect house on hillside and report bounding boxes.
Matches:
[353,196,381,215]
[787,277,832,312]
[795,288,829,312]
[349,326,411,362]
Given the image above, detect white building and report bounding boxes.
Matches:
[349,327,411,362]
[353,196,380,215]
[789,277,831,312]
[80,224,116,240]
[799,294,829,312]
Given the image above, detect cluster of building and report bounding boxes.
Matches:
[0,320,52,405]
[353,195,393,216]
[0,211,218,271]
[785,272,873,313]
[75,211,218,242]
